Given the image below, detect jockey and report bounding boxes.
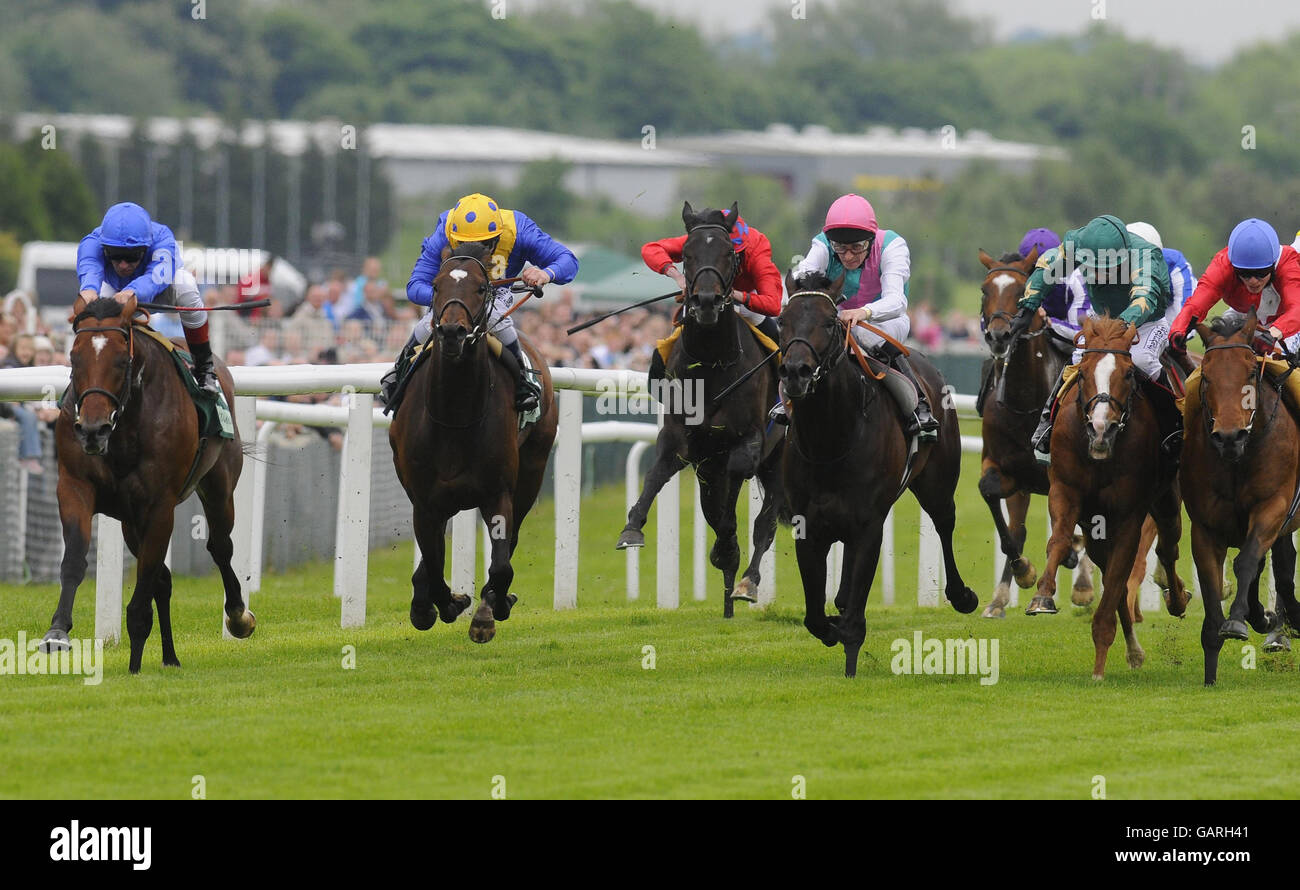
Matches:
[791,193,937,440]
[74,202,220,395]
[1018,227,1091,345]
[643,206,783,376]
[381,193,579,411]
[1126,222,1196,331]
[1169,218,1300,357]
[1013,214,1175,454]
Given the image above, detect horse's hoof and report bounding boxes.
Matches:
[469,601,496,644]
[1025,596,1058,615]
[1249,610,1276,635]
[492,592,518,622]
[1062,550,1079,570]
[38,631,71,654]
[981,604,1006,619]
[162,657,181,668]
[949,587,979,614]
[1162,588,1189,619]
[225,609,256,639]
[1263,631,1291,653]
[410,604,437,631]
[1219,619,1250,641]
[1127,647,1145,670]
[843,643,861,678]
[1011,559,1037,589]
[1070,587,1095,607]
[615,529,645,550]
[730,579,758,604]
[442,594,472,624]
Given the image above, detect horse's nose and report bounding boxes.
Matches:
[1210,428,1249,459]
[76,420,111,454]
[986,328,1013,354]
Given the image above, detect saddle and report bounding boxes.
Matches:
[403,334,543,430]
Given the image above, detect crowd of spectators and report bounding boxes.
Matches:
[1,256,983,469]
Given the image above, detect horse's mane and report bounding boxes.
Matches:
[83,297,128,320]
[1209,314,1249,337]
[686,207,730,231]
[1000,252,1023,264]
[447,239,493,266]
[791,270,835,292]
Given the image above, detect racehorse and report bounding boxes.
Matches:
[1026,316,1189,680]
[780,270,978,677]
[389,240,558,643]
[1182,315,1300,684]
[975,248,1100,616]
[616,202,785,618]
[41,295,254,673]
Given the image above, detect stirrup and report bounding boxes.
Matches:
[768,402,789,426]
[195,363,221,396]
[515,381,540,412]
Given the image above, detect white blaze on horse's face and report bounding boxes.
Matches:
[990,273,1016,294]
[449,270,468,282]
[92,335,107,357]
[1091,354,1116,437]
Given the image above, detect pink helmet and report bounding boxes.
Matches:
[823,194,878,237]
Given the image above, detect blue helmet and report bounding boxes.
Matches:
[1019,227,1060,260]
[99,202,153,249]
[1227,218,1281,270]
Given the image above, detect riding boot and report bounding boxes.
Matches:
[184,323,221,396]
[380,334,418,408]
[757,317,789,425]
[1032,365,1069,456]
[889,352,939,442]
[648,348,666,387]
[501,339,540,413]
[757,315,780,344]
[1153,368,1184,459]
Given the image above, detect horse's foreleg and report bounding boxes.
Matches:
[1073,537,1096,603]
[1029,485,1082,615]
[1124,516,1158,622]
[1225,502,1289,638]
[1192,523,1229,685]
[1266,533,1299,652]
[124,507,175,674]
[617,430,684,550]
[794,534,836,648]
[701,465,744,616]
[735,449,783,605]
[469,495,516,644]
[1092,517,1143,680]
[196,480,255,641]
[409,506,464,629]
[978,464,1036,598]
[913,484,978,615]
[1150,486,1188,618]
[837,520,886,678]
[42,476,94,651]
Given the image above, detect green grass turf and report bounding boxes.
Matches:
[2,436,1297,799]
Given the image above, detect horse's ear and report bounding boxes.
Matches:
[1196,322,1214,345]
[978,249,995,270]
[682,201,696,230]
[1242,312,1258,339]
[830,270,848,303]
[1130,326,1140,345]
[1022,246,1040,268]
[440,245,454,262]
[119,293,138,321]
[784,269,798,296]
[727,202,740,232]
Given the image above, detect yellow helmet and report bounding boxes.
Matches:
[445,193,504,244]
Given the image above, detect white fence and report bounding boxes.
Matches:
[1,363,1167,640]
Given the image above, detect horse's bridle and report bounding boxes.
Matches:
[1077,346,1138,436]
[1201,341,1263,439]
[68,307,136,432]
[979,264,1043,346]
[783,290,847,393]
[684,224,742,311]
[433,254,494,345]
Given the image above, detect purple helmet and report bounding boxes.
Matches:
[1019,227,1060,261]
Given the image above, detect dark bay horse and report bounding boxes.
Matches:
[976,248,1099,616]
[390,241,558,643]
[1182,315,1300,685]
[616,202,784,618]
[1027,316,1189,680]
[41,296,254,673]
[780,271,978,677]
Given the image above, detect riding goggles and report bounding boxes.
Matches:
[830,236,874,256]
[1234,267,1273,282]
[103,246,147,264]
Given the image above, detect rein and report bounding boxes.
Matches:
[68,309,137,430]
[1077,346,1138,437]
[433,254,494,346]
[1201,342,1263,441]
[684,224,742,312]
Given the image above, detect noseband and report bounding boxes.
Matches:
[433,254,494,345]
[68,307,136,432]
[783,290,846,391]
[685,224,742,309]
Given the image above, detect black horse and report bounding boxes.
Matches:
[780,271,978,676]
[617,202,785,617]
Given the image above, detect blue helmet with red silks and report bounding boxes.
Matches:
[1227,218,1281,270]
[99,202,154,248]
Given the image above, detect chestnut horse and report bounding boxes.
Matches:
[1026,316,1189,679]
[1182,315,1300,685]
[389,240,558,643]
[41,296,254,673]
[616,202,785,618]
[780,271,978,677]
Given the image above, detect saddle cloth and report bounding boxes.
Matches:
[655,319,779,366]
[408,334,542,429]
[1181,356,1300,424]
